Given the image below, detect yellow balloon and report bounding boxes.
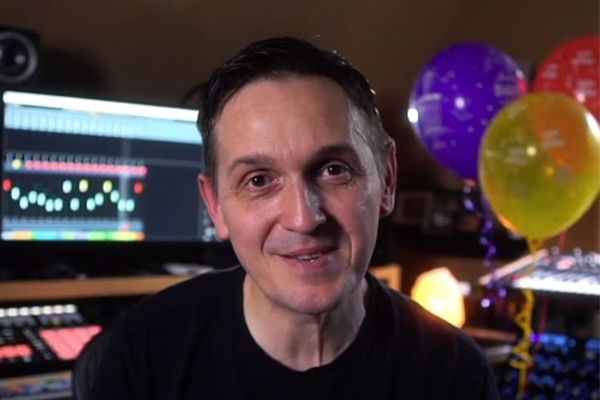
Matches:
[480,93,600,241]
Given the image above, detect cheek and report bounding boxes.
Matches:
[345,186,382,244]
[319,188,378,246]
[353,181,382,218]
[221,200,275,247]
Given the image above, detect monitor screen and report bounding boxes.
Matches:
[1,90,217,243]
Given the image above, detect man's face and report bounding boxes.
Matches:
[200,76,396,315]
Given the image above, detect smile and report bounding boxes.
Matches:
[279,246,338,267]
[295,253,323,262]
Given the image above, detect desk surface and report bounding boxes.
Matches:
[0,275,189,302]
[0,264,402,302]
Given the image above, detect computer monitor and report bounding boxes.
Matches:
[0,91,231,275]
[1,90,217,242]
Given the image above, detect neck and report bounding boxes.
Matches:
[243,275,368,371]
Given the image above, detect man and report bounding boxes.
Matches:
[87,37,498,399]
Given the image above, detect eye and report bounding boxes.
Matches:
[249,174,269,188]
[319,162,353,183]
[324,164,348,176]
[242,172,276,193]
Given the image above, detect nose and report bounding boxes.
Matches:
[278,179,326,233]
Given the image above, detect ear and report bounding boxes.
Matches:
[198,174,230,240]
[379,141,397,217]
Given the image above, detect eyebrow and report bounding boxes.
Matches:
[226,144,360,175]
[227,154,277,175]
[310,144,360,165]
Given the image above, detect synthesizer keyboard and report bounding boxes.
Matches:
[480,248,600,296]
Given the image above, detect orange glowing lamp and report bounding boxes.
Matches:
[410,267,466,328]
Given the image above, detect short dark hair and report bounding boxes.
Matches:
[197,36,392,183]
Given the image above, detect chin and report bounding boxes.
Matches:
[279,283,349,315]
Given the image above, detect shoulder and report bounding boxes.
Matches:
[370,272,486,365]
[87,267,244,399]
[113,266,243,336]
[366,273,497,398]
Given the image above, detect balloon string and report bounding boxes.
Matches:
[527,238,544,253]
[509,289,534,399]
[480,195,499,271]
[463,184,502,299]
[462,182,499,273]
[509,238,542,399]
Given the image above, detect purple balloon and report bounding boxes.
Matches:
[408,43,528,180]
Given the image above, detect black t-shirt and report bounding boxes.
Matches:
[88,266,499,399]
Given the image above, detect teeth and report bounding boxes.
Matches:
[296,253,322,261]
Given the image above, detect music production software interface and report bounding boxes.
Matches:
[1,91,217,243]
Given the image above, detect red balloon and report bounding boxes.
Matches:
[534,35,600,119]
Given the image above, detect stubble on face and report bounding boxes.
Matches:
[203,76,389,317]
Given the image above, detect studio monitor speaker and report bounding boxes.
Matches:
[0,26,39,86]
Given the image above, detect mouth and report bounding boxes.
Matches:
[280,246,337,265]
[294,253,324,262]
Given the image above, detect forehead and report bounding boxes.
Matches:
[217,76,350,134]
[213,76,360,169]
